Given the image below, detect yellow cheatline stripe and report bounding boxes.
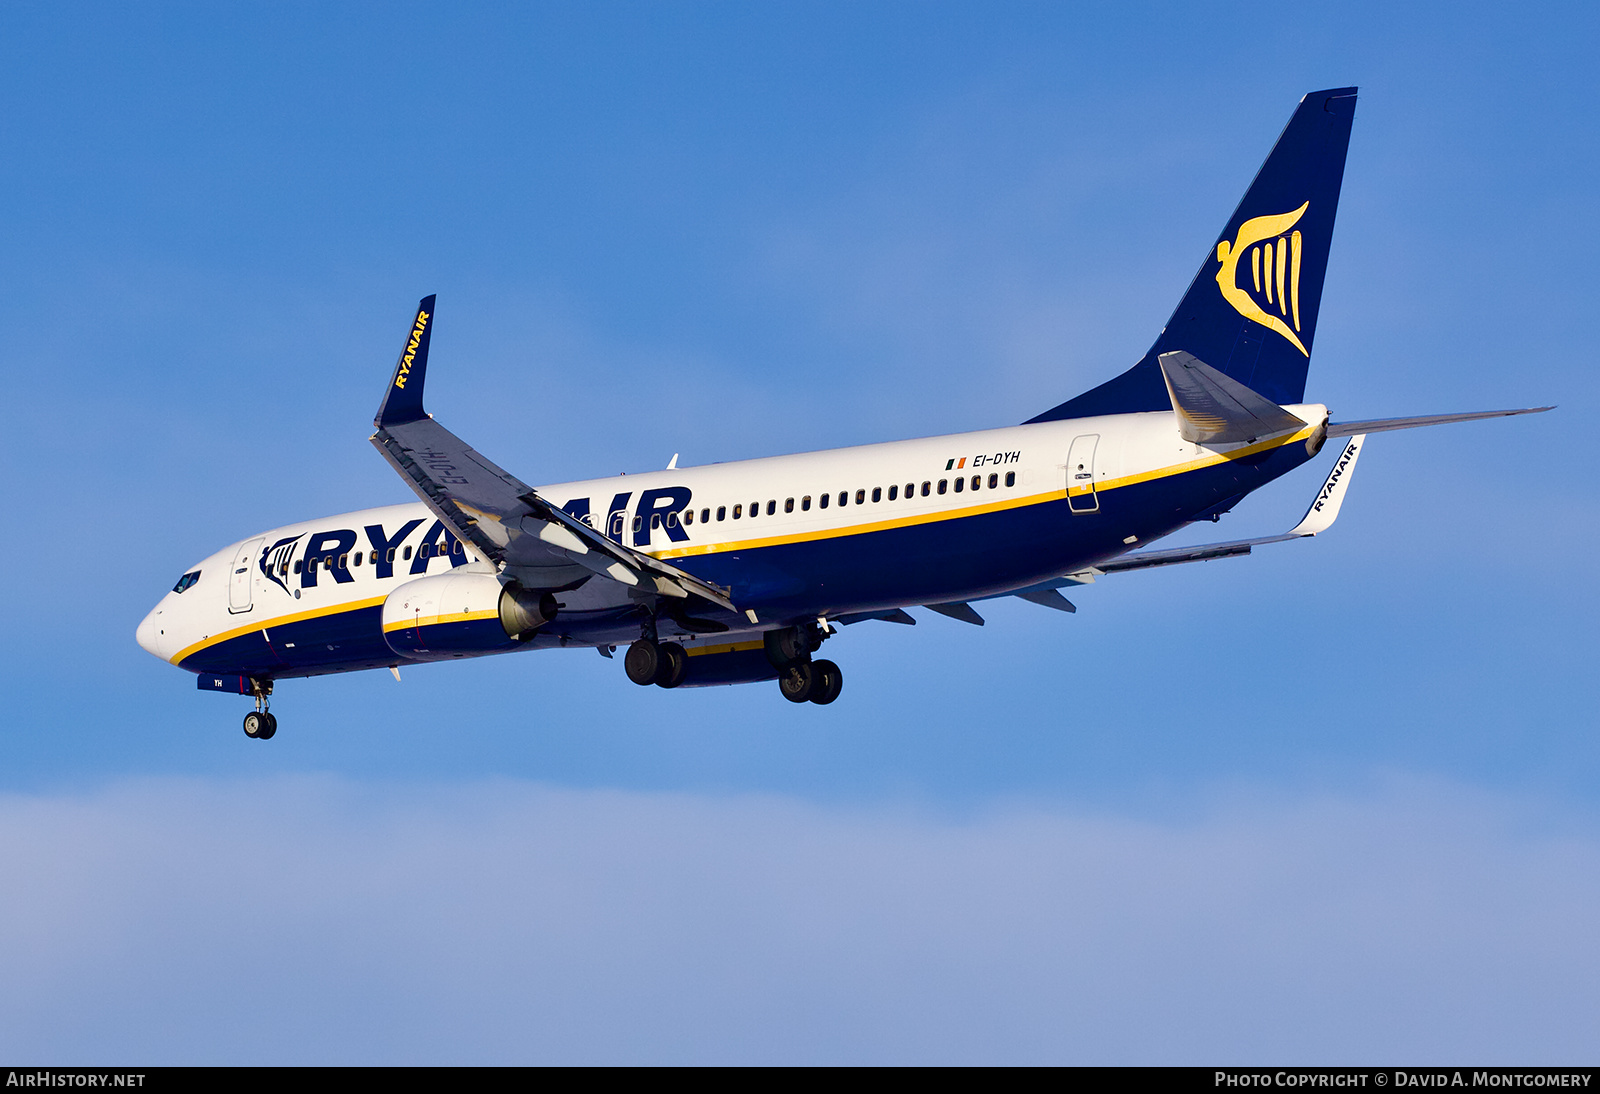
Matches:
[381,609,499,635]
[171,595,388,665]
[651,426,1314,560]
[1078,424,1316,495]
[685,640,764,657]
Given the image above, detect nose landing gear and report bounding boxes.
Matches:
[243,710,278,739]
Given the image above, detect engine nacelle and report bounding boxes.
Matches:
[382,573,557,661]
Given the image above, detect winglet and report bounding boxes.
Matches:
[1288,434,1364,536]
[375,295,438,428]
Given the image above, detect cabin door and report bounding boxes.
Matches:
[1066,434,1099,514]
[228,537,264,614]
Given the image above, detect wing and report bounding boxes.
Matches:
[369,297,737,611]
[1326,406,1551,437]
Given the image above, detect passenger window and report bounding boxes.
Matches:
[748,502,757,519]
[386,548,396,563]
[854,489,864,505]
[972,475,981,490]
[906,483,914,498]
[954,477,964,493]
[651,514,661,529]
[403,546,412,560]
[922,481,931,497]
[700,508,710,524]
[353,553,362,567]
[988,473,998,489]
[1005,471,1016,487]
[801,496,811,511]
[632,516,642,533]
[734,504,742,519]
[819,493,829,509]
[294,560,303,574]
[767,500,776,516]
[683,509,694,526]
[340,553,349,568]
[667,512,679,528]
[888,485,898,501]
[938,479,947,495]
[307,558,318,574]
[839,492,848,507]
[871,487,881,503]
[785,498,794,513]
[717,506,726,521]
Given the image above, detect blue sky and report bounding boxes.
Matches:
[2,1,1597,1063]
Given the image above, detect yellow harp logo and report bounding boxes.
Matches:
[1214,202,1310,356]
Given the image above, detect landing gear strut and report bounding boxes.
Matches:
[242,680,277,740]
[768,623,843,705]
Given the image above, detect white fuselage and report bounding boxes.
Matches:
[137,405,1326,676]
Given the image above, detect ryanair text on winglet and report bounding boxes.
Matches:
[394,309,430,389]
[1310,440,1358,513]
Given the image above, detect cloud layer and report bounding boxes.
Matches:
[1,776,1596,1064]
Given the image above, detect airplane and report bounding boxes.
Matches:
[135,87,1549,739]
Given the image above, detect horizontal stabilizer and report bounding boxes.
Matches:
[1327,407,1551,437]
[1159,351,1307,444]
[925,602,985,626]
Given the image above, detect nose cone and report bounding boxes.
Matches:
[136,604,169,661]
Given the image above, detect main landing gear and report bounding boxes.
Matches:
[242,680,277,740]
[777,657,843,706]
[765,623,841,706]
[621,622,843,705]
[624,636,688,689]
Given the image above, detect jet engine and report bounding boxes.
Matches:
[382,572,557,661]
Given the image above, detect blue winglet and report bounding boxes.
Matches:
[374,295,437,427]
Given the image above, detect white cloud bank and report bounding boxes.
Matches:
[0,776,1596,1064]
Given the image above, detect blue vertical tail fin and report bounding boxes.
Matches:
[1028,88,1357,423]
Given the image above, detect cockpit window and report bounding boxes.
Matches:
[173,570,201,594]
